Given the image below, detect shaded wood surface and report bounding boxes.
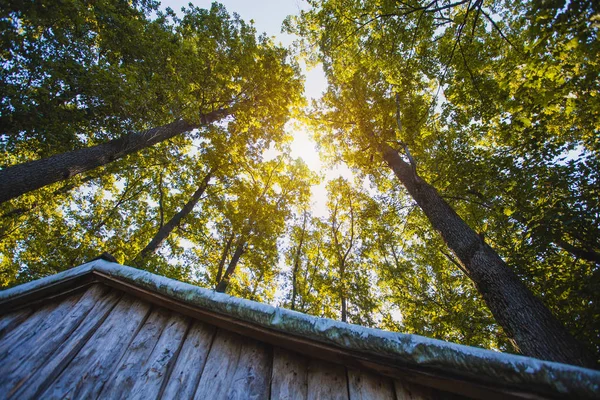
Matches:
[0,283,460,400]
[128,313,189,399]
[271,347,309,400]
[226,336,272,399]
[194,329,243,399]
[395,379,436,400]
[99,307,170,398]
[10,288,122,399]
[0,307,32,341]
[0,295,75,359]
[0,285,108,396]
[307,358,349,400]
[348,368,395,400]
[161,320,215,399]
[38,295,151,399]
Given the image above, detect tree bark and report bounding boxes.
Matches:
[130,169,214,266]
[216,232,235,285]
[0,108,229,204]
[340,279,347,323]
[380,143,595,368]
[291,213,308,311]
[555,239,600,265]
[215,236,246,293]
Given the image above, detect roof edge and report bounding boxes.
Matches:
[1,260,599,398]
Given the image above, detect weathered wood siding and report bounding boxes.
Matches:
[0,284,446,399]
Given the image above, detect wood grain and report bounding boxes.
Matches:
[0,307,32,341]
[226,337,271,400]
[193,329,272,400]
[0,285,108,396]
[128,313,190,399]
[307,358,349,400]
[99,307,170,398]
[10,288,122,400]
[271,347,308,400]
[348,368,395,400]
[161,320,215,399]
[38,295,150,399]
[0,294,77,359]
[194,329,243,399]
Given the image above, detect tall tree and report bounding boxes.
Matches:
[129,167,215,268]
[289,0,597,366]
[213,155,316,294]
[0,3,303,203]
[326,178,358,323]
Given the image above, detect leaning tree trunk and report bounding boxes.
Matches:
[0,108,229,204]
[215,237,246,293]
[129,169,215,266]
[380,143,595,368]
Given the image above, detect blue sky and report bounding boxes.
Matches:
[159,0,326,99]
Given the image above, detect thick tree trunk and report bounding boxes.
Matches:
[130,169,214,266]
[380,143,595,367]
[215,237,246,293]
[0,109,229,204]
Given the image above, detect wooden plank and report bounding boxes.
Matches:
[0,307,32,340]
[271,347,308,400]
[192,329,271,400]
[348,368,395,400]
[307,359,349,400]
[0,292,82,360]
[94,273,553,400]
[9,288,122,400]
[95,274,493,399]
[0,301,60,352]
[161,320,216,399]
[128,313,190,399]
[226,337,271,400]
[395,379,436,400]
[194,329,243,399]
[99,307,171,398]
[38,295,151,399]
[0,285,110,396]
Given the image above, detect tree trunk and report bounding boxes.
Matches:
[291,213,308,311]
[130,169,214,266]
[555,239,600,265]
[215,237,246,293]
[340,276,347,323]
[380,143,595,367]
[0,108,229,204]
[216,233,235,285]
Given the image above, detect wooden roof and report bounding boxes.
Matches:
[1,259,599,399]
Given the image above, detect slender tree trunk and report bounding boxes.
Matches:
[215,236,246,293]
[291,213,308,311]
[130,169,214,266]
[0,108,229,204]
[555,239,600,265]
[251,269,265,298]
[216,233,235,285]
[340,264,347,323]
[380,143,595,367]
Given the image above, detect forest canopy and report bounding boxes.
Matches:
[0,0,598,367]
